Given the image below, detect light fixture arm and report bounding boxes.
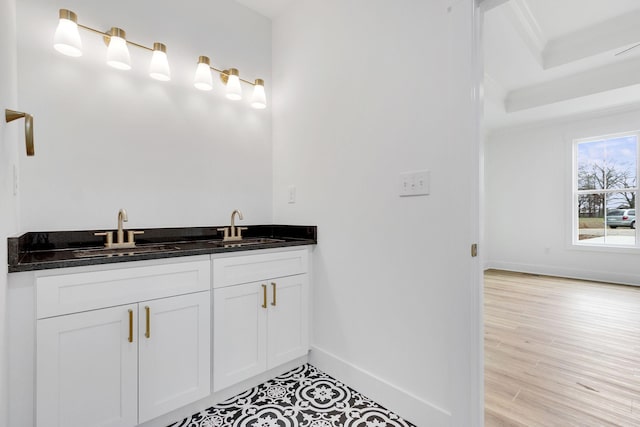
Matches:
[5,109,35,156]
[74,23,155,52]
[218,68,257,86]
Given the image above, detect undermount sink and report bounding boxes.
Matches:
[73,244,181,258]
[208,238,285,247]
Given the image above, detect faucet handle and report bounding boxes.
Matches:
[94,231,113,248]
[217,227,230,240]
[236,227,248,239]
[127,230,144,245]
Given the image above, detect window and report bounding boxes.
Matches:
[574,133,638,247]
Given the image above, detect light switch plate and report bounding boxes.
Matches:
[399,170,430,197]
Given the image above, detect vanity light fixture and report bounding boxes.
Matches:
[251,79,266,109]
[105,27,131,70]
[195,60,268,108]
[149,43,170,81]
[193,56,213,91]
[223,68,242,100]
[53,9,170,80]
[53,8,266,108]
[53,9,82,57]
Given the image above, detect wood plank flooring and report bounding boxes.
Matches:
[484,270,640,426]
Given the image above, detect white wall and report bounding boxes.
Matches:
[16,0,272,231]
[272,1,481,425]
[0,0,20,423]
[485,107,640,285]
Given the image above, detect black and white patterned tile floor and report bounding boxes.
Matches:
[168,364,417,427]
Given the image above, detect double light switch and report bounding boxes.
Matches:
[399,170,430,197]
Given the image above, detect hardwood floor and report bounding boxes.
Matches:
[484,270,640,426]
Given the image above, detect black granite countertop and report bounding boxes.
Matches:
[8,225,317,273]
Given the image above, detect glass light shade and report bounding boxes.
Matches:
[53,13,82,57]
[225,70,242,101]
[106,29,131,70]
[149,43,170,81]
[251,80,266,109]
[194,56,213,91]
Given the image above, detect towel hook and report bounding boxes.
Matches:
[5,109,35,156]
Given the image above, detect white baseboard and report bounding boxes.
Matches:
[485,260,640,286]
[309,345,451,427]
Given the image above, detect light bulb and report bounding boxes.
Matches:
[194,56,213,91]
[149,42,170,81]
[225,68,242,101]
[53,9,82,57]
[106,28,131,70]
[251,79,266,109]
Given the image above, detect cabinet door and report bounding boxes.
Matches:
[213,282,267,392]
[138,291,211,423]
[267,274,309,368]
[37,305,138,427]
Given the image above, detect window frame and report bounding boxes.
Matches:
[572,131,639,249]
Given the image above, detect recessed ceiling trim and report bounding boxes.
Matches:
[506,56,640,113]
[543,10,640,69]
[503,0,545,66]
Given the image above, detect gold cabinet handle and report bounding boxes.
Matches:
[271,282,277,306]
[145,306,150,338]
[261,284,267,309]
[128,309,133,343]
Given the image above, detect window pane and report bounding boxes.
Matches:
[605,193,636,246]
[578,194,604,241]
[603,135,637,190]
[577,140,605,190]
[606,191,634,211]
[578,193,636,245]
[577,136,637,191]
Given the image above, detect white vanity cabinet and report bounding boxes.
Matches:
[137,292,210,423]
[37,303,139,427]
[35,258,211,427]
[212,249,309,392]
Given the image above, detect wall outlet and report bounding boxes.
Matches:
[288,185,296,204]
[399,170,430,197]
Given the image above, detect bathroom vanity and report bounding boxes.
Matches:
[7,225,316,427]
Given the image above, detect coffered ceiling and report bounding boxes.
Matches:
[234,0,640,131]
[483,0,640,130]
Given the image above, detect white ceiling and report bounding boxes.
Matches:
[235,0,640,131]
[484,0,640,131]
[233,0,296,19]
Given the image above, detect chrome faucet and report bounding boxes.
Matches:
[218,209,248,241]
[95,208,144,248]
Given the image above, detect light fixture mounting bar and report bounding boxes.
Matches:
[213,67,257,86]
[77,23,154,52]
